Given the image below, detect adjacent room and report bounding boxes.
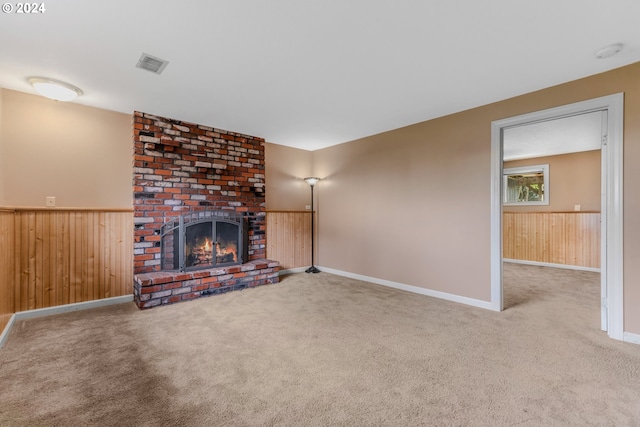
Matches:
[1,1,640,425]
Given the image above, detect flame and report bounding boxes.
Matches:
[191,237,237,265]
[189,237,214,266]
[216,241,238,262]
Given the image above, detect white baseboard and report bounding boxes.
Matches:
[278,267,307,275]
[0,295,133,349]
[317,266,496,311]
[503,258,600,273]
[0,314,16,349]
[623,332,640,345]
[14,295,133,321]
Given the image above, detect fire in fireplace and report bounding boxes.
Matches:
[161,211,248,272]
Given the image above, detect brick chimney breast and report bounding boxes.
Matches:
[132,111,266,275]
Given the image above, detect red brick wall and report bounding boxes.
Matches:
[133,111,266,274]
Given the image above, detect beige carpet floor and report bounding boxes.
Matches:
[1,264,639,426]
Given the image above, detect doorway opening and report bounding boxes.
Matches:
[490,93,624,341]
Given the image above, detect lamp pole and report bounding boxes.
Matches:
[304,177,321,273]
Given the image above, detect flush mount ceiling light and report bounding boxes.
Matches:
[595,43,623,59]
[27,77,83,101]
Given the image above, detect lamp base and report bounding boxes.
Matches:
[305,266,321,274]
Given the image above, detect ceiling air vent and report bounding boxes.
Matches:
[136,53,169,74]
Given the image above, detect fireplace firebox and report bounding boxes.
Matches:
[161,211,248,272]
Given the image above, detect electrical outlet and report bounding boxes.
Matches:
[305,205,311,210]
[574,204,581,211]
[46,196,56,207]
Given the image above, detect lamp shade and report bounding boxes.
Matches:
[304,177,321,187]
[28,77,83,101]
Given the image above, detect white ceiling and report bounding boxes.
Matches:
[1,1,639,151]
[503,111,603,161]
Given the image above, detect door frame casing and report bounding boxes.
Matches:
[489,93,624,341]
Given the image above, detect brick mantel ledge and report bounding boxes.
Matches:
[134,259,280,309]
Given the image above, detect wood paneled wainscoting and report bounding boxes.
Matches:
[266,211,312,270]
[1,209,134,328]
[0,209,16,334]
[503,211,600,269]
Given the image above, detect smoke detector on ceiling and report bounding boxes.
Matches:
[595,43,623,59]
[136,53,169,74]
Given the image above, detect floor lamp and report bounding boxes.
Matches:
[304,177,321,273]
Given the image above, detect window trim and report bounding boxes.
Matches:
[503,164,549,206]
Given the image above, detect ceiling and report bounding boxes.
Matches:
[1,1,639,151]
[503,111,603,161]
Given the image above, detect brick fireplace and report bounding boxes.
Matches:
[132,111,279,308]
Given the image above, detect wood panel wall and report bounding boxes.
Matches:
[266,211,312,270]
[0,210,16,334]
[10,209,134,312]
[503,212,600,268]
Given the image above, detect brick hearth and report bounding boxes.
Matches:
[134,260,280,309]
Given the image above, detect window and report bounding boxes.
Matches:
[503,164,549,206]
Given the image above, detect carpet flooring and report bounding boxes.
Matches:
[1,264,639,426]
